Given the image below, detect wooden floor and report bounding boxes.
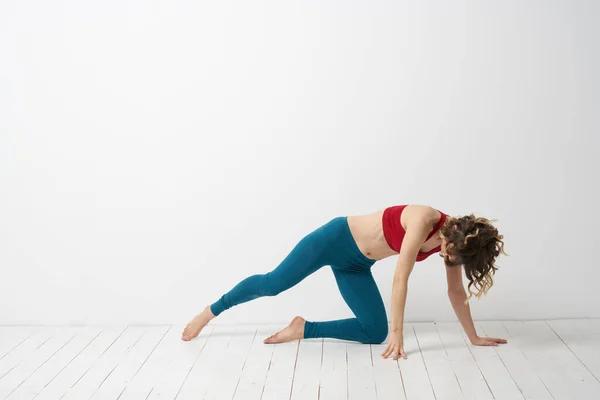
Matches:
[1,320,599,400]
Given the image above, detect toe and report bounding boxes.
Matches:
[264,335,275,344]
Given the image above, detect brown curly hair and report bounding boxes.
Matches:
[438,214,507,301]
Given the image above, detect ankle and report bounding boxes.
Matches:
[203,305,216,320]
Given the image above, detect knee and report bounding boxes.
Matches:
[361,317,389,344]
[258,273,284,297]
[369,326,388,344]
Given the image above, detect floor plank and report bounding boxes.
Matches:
[478,321,553,400]
[175,325,237,399]
[346,341,377,400]
[260,327,299,400]
[397,323,435,400]
[89,325,169,399]
[460,324,523,400]
[547,319,600,382]
[145,324,214,400]
[413,323,463,400]
[290,338,323,400]
[318,340,347,400]
[371,341,407,400]
[503,321,600,400]
[0,327,37,360]
[233,326,276,400]
[0,329,54,382]
[204,326,257,400]
[61,326,147,400]
[118,325,184,400]
[436,322,493,400]
[34,327,126,400]
[6,327,102,400]
[0,328,79,399]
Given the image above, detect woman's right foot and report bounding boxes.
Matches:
[263,316,306,344]
[182,306,215,341]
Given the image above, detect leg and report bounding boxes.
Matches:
[182,227,328,341]
[210,229,328,316]
[303,267,388,344]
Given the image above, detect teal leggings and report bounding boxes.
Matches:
[210,216,389,344]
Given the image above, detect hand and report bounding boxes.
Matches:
[381,330,407,360]
[470,335,508,346]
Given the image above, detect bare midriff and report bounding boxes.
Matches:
[347,207,443,262]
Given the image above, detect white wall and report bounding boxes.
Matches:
[1,0,598,326]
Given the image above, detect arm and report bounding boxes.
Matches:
[390,223,429,333]
[382,219,430,360]
[446,265,508,346]
[445,265,478,340]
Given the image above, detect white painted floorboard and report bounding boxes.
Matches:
[1,319,599,400]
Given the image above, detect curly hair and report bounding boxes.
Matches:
[438,214,507,301]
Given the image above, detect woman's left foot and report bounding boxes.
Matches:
[182,306,215,341]
[264,316,305,344]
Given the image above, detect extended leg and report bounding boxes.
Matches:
[182,228,328,341]
[210,230,327,316]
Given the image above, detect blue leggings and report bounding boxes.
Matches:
[210,216,388,344]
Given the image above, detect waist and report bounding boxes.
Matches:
[346,211,398,261]
[381,206,402,253]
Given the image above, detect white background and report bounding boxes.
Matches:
[1,0,598,326]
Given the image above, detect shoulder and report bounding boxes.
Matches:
[402,204,441,229]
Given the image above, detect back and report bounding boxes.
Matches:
[382,205,447,261]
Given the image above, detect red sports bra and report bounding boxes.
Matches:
[382,205,447,262]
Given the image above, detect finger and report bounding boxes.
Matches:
[484,340,498,346]
[386,346,396,359]
[400,348,407,360]
[395,349,405,361]
[385,346,396,359]
[382,346,392,358]
[483,337,506,344]
[381,345,390,358]
[381,345,389,358]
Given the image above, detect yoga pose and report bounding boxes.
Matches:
[181,204,507,360]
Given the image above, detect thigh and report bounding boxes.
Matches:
[330,267,387,326]
[266,228,329,290]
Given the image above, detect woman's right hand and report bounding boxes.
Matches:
[381,330,407,360]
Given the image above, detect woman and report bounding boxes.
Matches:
[181,204,508,360]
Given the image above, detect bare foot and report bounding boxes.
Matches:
[264,316,306,344]
[182,306,215,341]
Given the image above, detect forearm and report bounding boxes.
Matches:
[448,289,478,341]
[391,278,408,333]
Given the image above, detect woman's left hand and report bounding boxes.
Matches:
[381,330,407,360]
[471,336,508,346]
